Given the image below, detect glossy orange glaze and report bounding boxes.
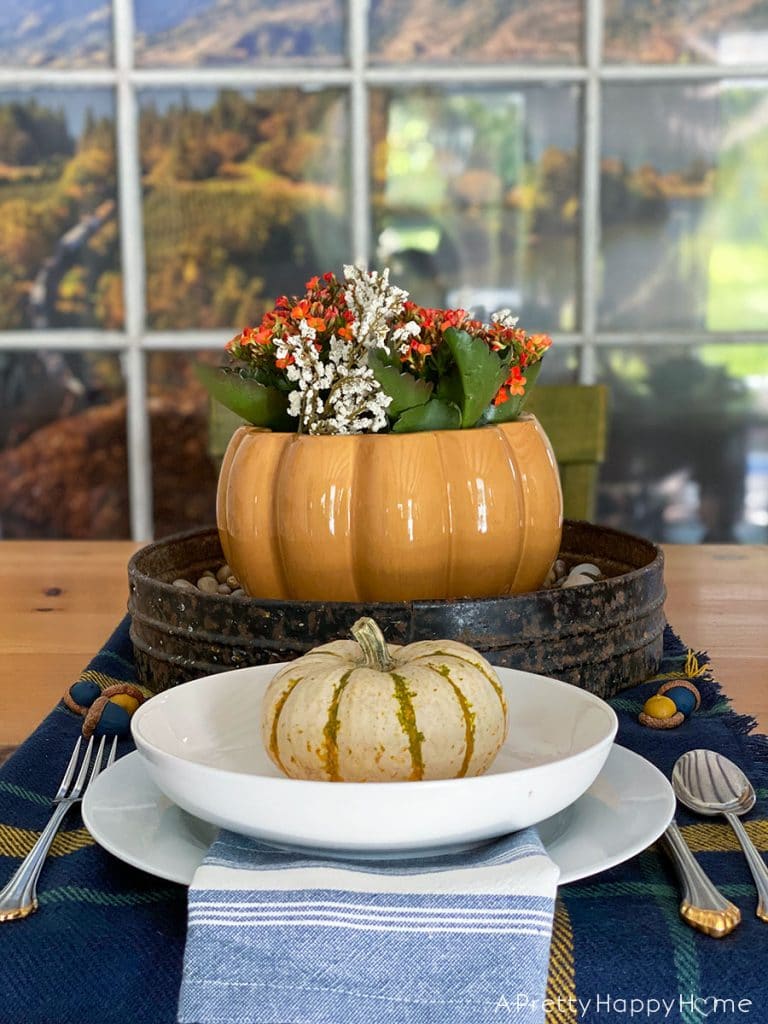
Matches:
[217,415,563,602]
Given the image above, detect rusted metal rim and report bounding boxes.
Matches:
[128,521,664,634]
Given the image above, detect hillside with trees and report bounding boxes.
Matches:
[139,88,349,328]
[0,98,121,329]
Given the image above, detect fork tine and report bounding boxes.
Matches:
[53,737,82,802]
[84,736,107,792]
[68,736,94,801]
[80,736,111,799]
[106,736,118,770]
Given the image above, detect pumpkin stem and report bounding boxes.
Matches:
[351,617,393,671]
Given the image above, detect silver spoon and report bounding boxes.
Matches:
[673,749,768,922]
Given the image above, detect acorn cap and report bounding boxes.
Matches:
[639,710,685,730]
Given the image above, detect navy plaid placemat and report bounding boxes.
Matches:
[1,617,766,1024]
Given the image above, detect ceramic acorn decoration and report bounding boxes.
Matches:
[639,678,701,730]
[64,680,148,737]
[261,617,508,783]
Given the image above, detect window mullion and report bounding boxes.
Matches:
[349,0,370,265]
[113,0,153,540]
[579,0,604,386]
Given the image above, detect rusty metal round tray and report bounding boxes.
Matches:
[128,521,665,698]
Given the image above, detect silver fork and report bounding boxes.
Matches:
[0,734,117,922]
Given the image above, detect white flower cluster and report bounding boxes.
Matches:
[276,265,414,434]
[278,319,333,428]
[392,319,421,355]
[491,308,520,329]
[343,264,410,355]
[312,329,392,434]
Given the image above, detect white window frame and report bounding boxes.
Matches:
[0,0,766,539]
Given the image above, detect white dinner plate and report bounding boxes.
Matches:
[82,744,675,886]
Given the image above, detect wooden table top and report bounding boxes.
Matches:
[0,541,766,749]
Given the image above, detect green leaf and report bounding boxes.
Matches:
[391,398,462,433]
[194,364,295,431]
[436,327,508,428]
[368,348,433,417]
[481,360,544,424]
[431,342,453,375]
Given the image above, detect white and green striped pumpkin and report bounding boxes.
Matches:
[261,617,508,782]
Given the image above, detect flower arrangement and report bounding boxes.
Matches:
[197,265,552,435]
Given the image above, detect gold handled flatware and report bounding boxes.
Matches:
[673,749,768,922]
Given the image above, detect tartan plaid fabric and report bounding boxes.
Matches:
[1,617,766,1024]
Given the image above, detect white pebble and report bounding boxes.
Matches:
[569,562,601,579]
[197,576,219,594]
[562,573,594,588]
[217,583,231,595]
[230,588,246,598]
[226,575,239,589]
[172,579,196,591]
[216,563,232,584]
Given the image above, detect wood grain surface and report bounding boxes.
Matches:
[0,541,766,747]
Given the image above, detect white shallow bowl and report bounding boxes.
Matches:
[131,664,618,854]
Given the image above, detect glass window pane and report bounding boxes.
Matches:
[371,86,581,333]
[600,82,768,332]
[147,350,220,539]
[0,352,129,538]
[0,0,112,67]
[538,345,580,385]
[370,0,581,64]
[140,88,350,329]
[605,0,768,65]
[596,345,768,543]
[134,0,344,67]
[0,89,121,330]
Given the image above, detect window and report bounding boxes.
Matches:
[1,0,766,542]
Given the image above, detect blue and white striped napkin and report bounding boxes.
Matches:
[177,829,559,1024]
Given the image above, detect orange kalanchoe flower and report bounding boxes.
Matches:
[505,365,526,397]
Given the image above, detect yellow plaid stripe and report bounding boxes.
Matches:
[0,823,94,858]
[77,669,152,699]
[79,669,124,690]
[545,899,577,1023]
[681,819,768,853]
